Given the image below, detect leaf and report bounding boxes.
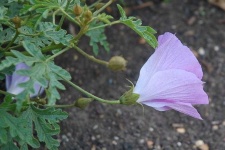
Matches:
[44,29,73,45]
[0,28,15,45]
[0,95,16,112]
[26,105,68,149]
[86,21,110,55]
[0,128,7,144]
[0,109,40,148]
[1,141,19,150]
[0,6,8,20]
[7,2,22,18]
[46,61,71,104]
[117,4,157,48]
[7,50,71,105]
[0,56,19,71]
[97,13,113,24]
[0,105,67,149]
[22,40,45,60]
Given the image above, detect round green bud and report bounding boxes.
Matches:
[74,98,93,109]
[83,10,92,23]
[108,56,127,71]
[74,5,83,16]
[12,16,21,28]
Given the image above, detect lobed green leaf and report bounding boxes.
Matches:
[86,21,110,55]
[117,4,157,48]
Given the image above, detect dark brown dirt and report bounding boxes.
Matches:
[56,0,225,149]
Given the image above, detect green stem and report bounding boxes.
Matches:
[53,9,60,25]
[46,46,71,61]
[62,77,120,104]
[56,0,71,30]
[73,26,88,42]
[88,20,120,31]
[42,43,65,53]
[89,0,102,8]
[59,7,79,25]
[5,30,19,51]
[74,45,108,66]
[4,44,65,57]
[93,0,114,16]
[0,90,15,97]
[51,104,75,108]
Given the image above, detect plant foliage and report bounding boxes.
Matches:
[0,0,157,149]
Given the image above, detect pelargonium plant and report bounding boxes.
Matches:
[0,0,208,149]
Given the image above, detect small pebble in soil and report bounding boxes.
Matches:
[195,140,204,147]
[222,121,225,126]
[187,16,196,25]
[198,47,205,56]
[212,125,219,130]
[214,45,219,51]
[67,132,72,137]
[108,79,113,84]
[139,139,145,144]
[176,127,186,134]
[112,140,117,145]
[114,136,119,140]
[177,142,182,146]
[91,145,96,150]
[61,134,69,142]
[116,109,122,116]
[91,136,96,141]
[171,25,177,29]
[149,127,154,132]
[93,125,98,130]
[147,140,154,149]
[195,140,209,150]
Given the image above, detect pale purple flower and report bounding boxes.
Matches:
[6,63,44,97]
[134,32,208,119]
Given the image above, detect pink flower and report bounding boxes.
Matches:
[134,32,208,119]
[6,63,44,97]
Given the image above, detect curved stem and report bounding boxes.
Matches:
[73,26,88,42]
[51,104,75,108]
[0,90,15,97]
[88,20,120,31]
[59,7,79,25]
[4,44,65,57]
[74,45,108,66]
[5,30,19,51]
[46,46,71,61]
[56,0,71,30]
[61,77,120,104]
[93,0,114,16]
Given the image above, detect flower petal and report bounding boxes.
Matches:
[135,32,203,92]
[6,63,30,95]
[135,69,208,105]
[6,63,44,97]
[142,101,203,119]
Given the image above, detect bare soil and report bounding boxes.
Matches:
[57,0,225,149]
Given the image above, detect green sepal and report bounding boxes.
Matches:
[119,80,139,105]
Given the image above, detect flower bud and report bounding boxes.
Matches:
[83,10,92,23]
[12,16,21,28]
[120,81,139,105]
[74,98,93,109]
[108,56,127,71]
[74,5,83,16]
